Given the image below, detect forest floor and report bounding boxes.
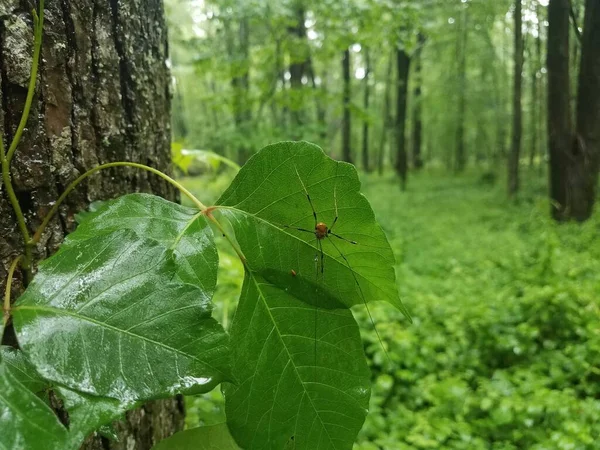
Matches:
[183,168,600,449]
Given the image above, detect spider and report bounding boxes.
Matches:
[283,165,388,373]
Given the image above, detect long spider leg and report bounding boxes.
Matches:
[329,163,340,233]
[326,236,392,364]
[283,225,314,235]
[294,164,318,228]
[329,231,357,245]
[314,238,324,381]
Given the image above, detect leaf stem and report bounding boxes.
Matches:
[1,143,33,279]
[3,256,23,328]
[32,162,207,244]
[6,0,45,165]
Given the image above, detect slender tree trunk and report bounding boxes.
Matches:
[455,7,468,172]
[288,3,308,134]
[395,48,410,189]
[530,3,542,168]
[378,52,393,175]
[412,33,425,170]
[569,0,600,220]
[0,1,183,448]
[508,0,524,197]
[342,48,352,163]
[362,48,371,172]
[547,0,571,220]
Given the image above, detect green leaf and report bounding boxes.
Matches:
[224,274,370,450]
[1,346,48,393]
[216,141,410,318]
[0,361,69,450]
[13,229,231,403]
[152,423,239,450]
[67,193,218,294]
[56,387,129,446]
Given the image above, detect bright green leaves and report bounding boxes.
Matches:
[153,423,239,450]
[216,142,406,449]
[224,274,370,450]
[217,141,409,317]
[0,361,68,450]
[13,230,229,402]
[68,193,218,294]
[2,141,404,449]
[6,194,230,448]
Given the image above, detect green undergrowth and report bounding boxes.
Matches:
[183,168,600,449]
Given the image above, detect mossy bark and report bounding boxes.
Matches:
[1,0,184,448]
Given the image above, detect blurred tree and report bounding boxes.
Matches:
[508,0,524,197]
[395,47,410,189]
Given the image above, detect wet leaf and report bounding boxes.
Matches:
[12,229,231,403]
[57,387,130,446]
[67,193,217,294]
[152,423,239,450]
[0,360,69,450]
[224,274,370,450]
[216,141,409,317]
[1,345,48,393]
[216,142,407,449]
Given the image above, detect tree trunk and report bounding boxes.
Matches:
[569,0,600,220]
[377,51,393,175]
[288,2,308,135]
[530,3,542,168]
[508,0,524,197]
[395,48,410,190]
[547,0,571,220]
[361,48,370,172]
[0,0,184,448]
[227,17,251,164]
[455,7,468,172]
[412,33,425,170]
[342,48,352,163]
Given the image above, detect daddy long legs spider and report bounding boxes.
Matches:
[284,165,389,374]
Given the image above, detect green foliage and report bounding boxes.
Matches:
[152,423,239,450]
[2,142,401,449]
[352,171,600,449]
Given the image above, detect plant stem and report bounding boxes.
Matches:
[32,162,207,244]
[1,143,33,279]
[6,0,45,165]
[3,255,23,328]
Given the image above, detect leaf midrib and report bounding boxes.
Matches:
[248,274,346,449]
[12,305,224,377]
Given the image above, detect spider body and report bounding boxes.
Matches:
[315,222,328,240]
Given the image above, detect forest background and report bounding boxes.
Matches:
[165,0,600,448]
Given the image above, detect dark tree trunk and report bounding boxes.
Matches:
[361,48,370,172]
[547,0,571,220]
[508,0,524,197]
[342,48,352,163]
[395,48,410,190]
[288,3,308,134]
[377,52,393,175]
[412,33,425,170]
[530,3,542,168]
[227,17,251,164]
[0,0,184,448]
[569,0,600,220]
[455,7,468,172]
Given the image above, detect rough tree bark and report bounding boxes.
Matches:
[342,47,352,163]
[508,0,523,197]
[569,0,600,220]
[547,0,571,220]
[395,47,410,190]
[0,0,184,448]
